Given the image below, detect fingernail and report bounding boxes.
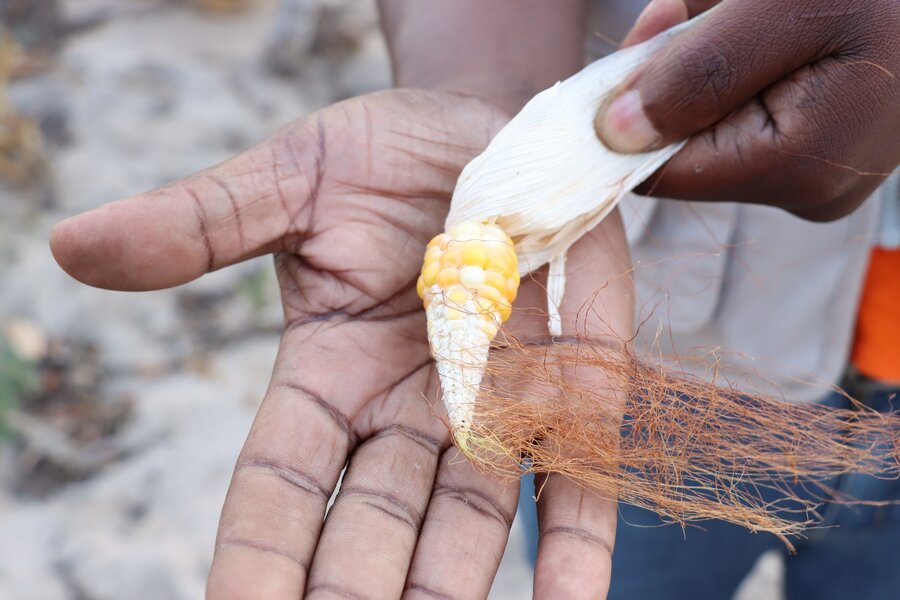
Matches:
[598,89,660,153]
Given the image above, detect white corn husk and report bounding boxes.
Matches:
[446,17,703,334]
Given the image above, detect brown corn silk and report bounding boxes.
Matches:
[453,328,900,550]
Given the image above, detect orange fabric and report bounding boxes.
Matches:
[852,247,900,383]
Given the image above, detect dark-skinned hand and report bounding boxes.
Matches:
[597,0,899,221]
[50,89,633,599]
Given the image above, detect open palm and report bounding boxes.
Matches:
[51,89,630,599]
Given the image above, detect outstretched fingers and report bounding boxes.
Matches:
[403,449,520,600]
[303,367,448,599]
[208,325,357,598]
[50,113,333,291]
[530,211,632,599]
[533,475,618,599]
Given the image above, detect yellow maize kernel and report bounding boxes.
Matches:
[512,269,521,285]
[445,307,464,320]
[460,242,490,269]
[416,275,426,299]
[423,291,435,307]
[424,245,442,265]
[496,301,512,322]
[486,253,508,275]
[480,223,508,241]
[446,287,469,308]
[488,249,517,275]
[437,267,460,288]
[483,271,507,297]
[482,233,514,254]
[475,297,495,315]
[440,249,463,269]
[448,221,483,241]
[506,278,518,302]
[481,320,499,338]
[459,265,486,288]
[477,284,503,306]
[504,248,519,271]
[422,261,441,287]
[428,233,450,250]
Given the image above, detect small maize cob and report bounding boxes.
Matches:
[418,221,520,445]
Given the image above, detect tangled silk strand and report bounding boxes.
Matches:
[454,334,900,550]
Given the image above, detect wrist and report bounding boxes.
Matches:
[380,0,587,115]
[403,76,544,118]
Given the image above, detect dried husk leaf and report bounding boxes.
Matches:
[445,16,706,328]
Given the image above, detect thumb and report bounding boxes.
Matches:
[50,112,329,291]
[596,0,828,153]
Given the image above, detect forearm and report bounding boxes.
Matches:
[378,0,588,114]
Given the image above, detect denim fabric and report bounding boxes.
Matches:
[517,385,900,599]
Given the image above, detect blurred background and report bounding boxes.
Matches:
[0,1,538,597]
[0,1,779,598]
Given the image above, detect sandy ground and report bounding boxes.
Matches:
[0,1,779,598]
